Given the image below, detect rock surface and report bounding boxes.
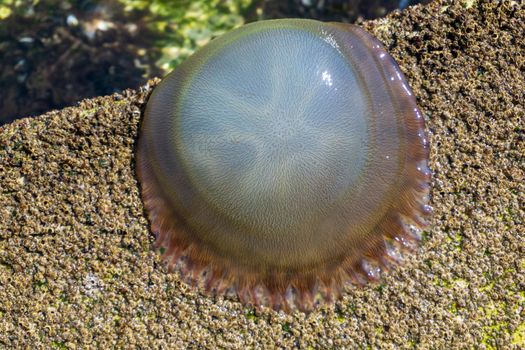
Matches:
[0,0,523,348]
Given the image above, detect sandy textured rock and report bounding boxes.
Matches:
[0,0,523,348]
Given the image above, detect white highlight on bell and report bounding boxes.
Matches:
[402,83,412,96]
[414,107,422,119]
[321,30,340,51]
[362,260,381,280]
[321,70,333,86]
[416,160,430,176]
[408,224,423,240]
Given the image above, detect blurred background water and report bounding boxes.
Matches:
[0,0,431,125]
